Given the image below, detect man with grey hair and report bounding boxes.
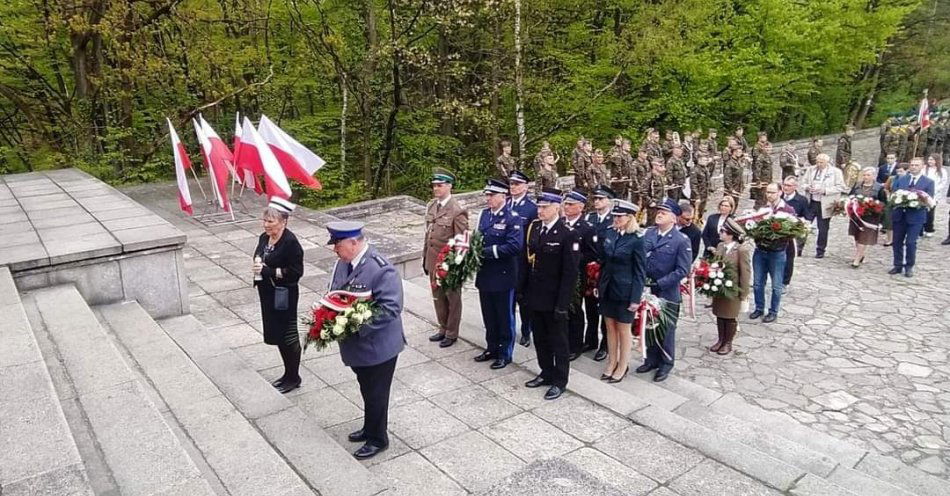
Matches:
[781,176,808,290]
[327,221,406,460]
[800,153,846,258]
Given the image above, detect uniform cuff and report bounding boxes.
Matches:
[493,245,499,259]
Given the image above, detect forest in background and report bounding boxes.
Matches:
[1,0,947,206]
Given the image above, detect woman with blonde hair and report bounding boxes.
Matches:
[847,166,885,267]
[597,200,646,383]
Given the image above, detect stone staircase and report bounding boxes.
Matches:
[400,274,950,496]
[1,266,382,496]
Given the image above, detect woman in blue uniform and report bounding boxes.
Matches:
[597,200,646,383]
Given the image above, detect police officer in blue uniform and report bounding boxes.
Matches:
[521,187,580,400]
[583,185,616,361]
[474,179,524,369]
[561,188,598,360]
[326,221,406,459]
[635,199,692,382]
[507,170,538,347]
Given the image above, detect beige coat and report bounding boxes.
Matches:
[799,165,846,219]
[423,196,469,275]
[711,241,752,319]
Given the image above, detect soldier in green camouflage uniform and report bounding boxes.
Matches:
[533,141,552,174]
[734,127,749,154]
[538,151,559,192]
[613,139,635,200]
[690,155,711,224]
[641,128,664,164]
[495,139,518,177]
[925,116,945,157]
[835,125,854,168]
[780,143,798,180]
[665,144,688,200]
[642,157,667,226]
[722,147,747,206]
[630,148,650,204]
[573,139,592,190]
[587,149,610,191]
[807,137,822,166]
[898,124,911,161]
[750,132,773,209]
[607,135,624,175]
[880,126,901,166]
[661,129,675,159]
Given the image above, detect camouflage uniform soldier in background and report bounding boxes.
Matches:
[573,139,593,190]
[641,128,664,163]
[533,141,552,174]
[734,127,749,154]
[571,137,587,188]
[898,124,911,161]
[701,128,719,161]
[722,147,747,206]
[807,137,823,166]
[780,143,799,180]
[587,149,610,190]
[666,144,688,200]
[614,139,635,200]
[643,157,668,226]
[925,114,945,157]
[496,139,518,177]
[661,129,675,159]
[835,125,854,168]
[607,136,624,174]
[538,152,559,193]
[630,148,650,204]
[722,136,739,165]
[750,132,773,209]
[690,155,711,224]
[880,126,902,166]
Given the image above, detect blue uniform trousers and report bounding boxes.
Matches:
[645,302,680,374]
[892,221,924,269]
[479,290,516,360]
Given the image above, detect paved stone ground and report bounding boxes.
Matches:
[121,129,950,492]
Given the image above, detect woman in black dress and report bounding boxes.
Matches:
[597,200,646,383]
[253,197,305,393]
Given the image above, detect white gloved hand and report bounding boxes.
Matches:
[739,299,750,314]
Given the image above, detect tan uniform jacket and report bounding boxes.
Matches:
[423,197,469,275]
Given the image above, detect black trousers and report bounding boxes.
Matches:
[352,355,398,447]
[531,310,570,388]
[783,238,797,286]
[479,290,516,360]
[277,341,301,382]
[807,200,830,255]
[517,297,532,339]
[925,208,936,234]
[568,306,585,354]
[583,296,607,350]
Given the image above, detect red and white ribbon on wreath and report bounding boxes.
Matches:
[634,295,661,360]
[680,270,695,319]
[317,289,372,312]
[845,198,882,232]
[451,231,471,256]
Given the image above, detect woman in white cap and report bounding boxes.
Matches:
[597,199,646,383]
[252,197,305,393]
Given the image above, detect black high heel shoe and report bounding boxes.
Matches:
[607,367,629,384]
[600,366,616,381]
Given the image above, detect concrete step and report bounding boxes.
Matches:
[629,404,805,491]
[96,301,317,496]
[674,401,839,477]
[0,269,93,495]
[28,284,214,496]
[570,355,689,411]
[788,473,862,496]
[826,466,915,496]
[159,313,384,496]
[852,452,950,496]
[709,392,867,469]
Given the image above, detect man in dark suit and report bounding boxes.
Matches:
[583,185,616,361]
[521,188,580,400]
[636,199,692,382]
[328,221,405,460]
[506,170,539,347]
[475,179,524,369]
[889,158,935,278]
[781,176,809,289]
[561,189,597,360]
[878,153,899,183]
[676,201,702,263]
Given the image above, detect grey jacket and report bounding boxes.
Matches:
[331,245,405,367]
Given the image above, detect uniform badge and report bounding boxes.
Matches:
[572,242,579,252]
[593,235,598,242]
[513,224,521,230]
[493,223,506,229]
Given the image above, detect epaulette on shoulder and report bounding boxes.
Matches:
[372,254,389,267]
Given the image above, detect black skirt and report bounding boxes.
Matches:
[257,282,300,346]
[600,298,634,324]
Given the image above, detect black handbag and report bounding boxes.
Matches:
[272,279,289,311]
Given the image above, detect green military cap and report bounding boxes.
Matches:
[431,167,456,185]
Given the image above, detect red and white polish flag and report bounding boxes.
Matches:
[918,96,930,130]
[258,114,324,190]
[167,118,193,215]
[233,112,264,195]
[194,116,232,212]
[233,116,293,199]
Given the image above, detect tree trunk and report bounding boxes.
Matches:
[513,0,526,165]
[855,64,881,128]
[360,0,377,190]
[489,11,500,163]
[341,75,347,171]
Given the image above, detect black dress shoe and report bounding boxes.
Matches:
[763,313,777,323]
[519,334,531,347]
[347,429,366,443]
[525,376,549,388]
[544,385,564,400]
[353,443,388,460]
[270,377,286,388]
[593,349,608,362]
[568,352,581,361]
[490,358,510,370]
[429,332,446,342]
[600,374,611,381]
[581,344,598,352]
[473,351,495,362]
[277,378,301,394]
[748,310,763,320]
[904,268,914,278]
[815,253,825,259]
[607,367,629,384]
[635,364,657,374]
[887,267,902,275]
[653,370,669,382]
[942,237,950,246]
[439,337,457,348]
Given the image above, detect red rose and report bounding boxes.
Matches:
[771,221,782,231]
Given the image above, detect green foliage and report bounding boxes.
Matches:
[0,0,936,208]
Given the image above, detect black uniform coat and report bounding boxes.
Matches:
[520,218,580,313]
[598,229,647,307]
[254,229,304,346]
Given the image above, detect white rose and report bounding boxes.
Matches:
[332,324,345,336]
[716,271,724,278]
[361,310,372,320]
[725,280,734,288]
[702,283,711,290]
[440,262,449,271]
[352,313,365,324]
[745,220,756,229]
[909,201,919,208]
[711,284,719,291]
[342,307,354,316]
[714,279,722,286]
[710,263,720,269]
[448,239,456,247]
[455,254,464,264]
[335,315,347,326]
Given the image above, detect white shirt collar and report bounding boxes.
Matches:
[543,216,559,231]
[510,193,526,204]
[491,206,504,216]
[438,195,452,208]
[565,214,581,226]
[658,225,674,237]
[350,243,370,270]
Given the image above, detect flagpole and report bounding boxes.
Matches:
[189,168,208,201]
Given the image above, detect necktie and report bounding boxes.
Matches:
[910,177,917,187]
[436,202,442,214]
[345,262,353,277]
[540,226,549,237]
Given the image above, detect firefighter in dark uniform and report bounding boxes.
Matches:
[584,185,616,361]
[561,189,598,360]
[506,170,539,348]
[635,198,692,382]
[521,187,580,400]
[474,179,523,370]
